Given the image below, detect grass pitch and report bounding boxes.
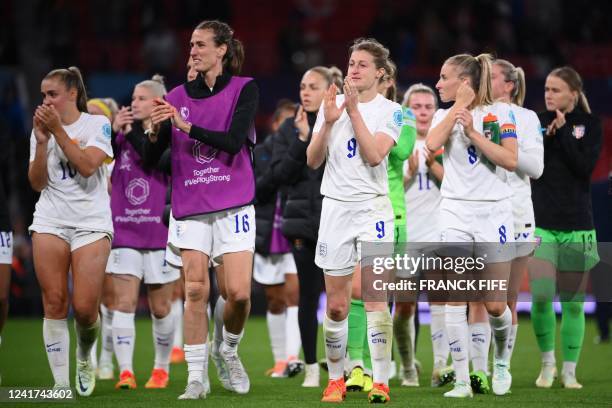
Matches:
[1,316,611,407]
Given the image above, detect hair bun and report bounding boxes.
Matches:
[151,74,165,85]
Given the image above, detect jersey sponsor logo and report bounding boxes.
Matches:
[393,109,403,126]
[193,141,218,164]
[102,123,112,139]
[180,106,190,120]
[125,178,150,205]
[572,125,585,139]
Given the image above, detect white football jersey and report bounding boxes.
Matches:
[506,104,543,232]
[29,112,114,232]
[404,139,442,242]
[432,101,516,201]
[314,93,402,201]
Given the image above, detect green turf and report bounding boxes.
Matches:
[1,316,611,407]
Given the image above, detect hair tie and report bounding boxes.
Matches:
[87,99,112,120]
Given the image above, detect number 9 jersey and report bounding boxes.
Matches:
[314,93,402,201]
[313,93,401,273]
[29,113,114,233]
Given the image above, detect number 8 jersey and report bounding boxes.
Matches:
[29,112,114,232]
[314,93,402,201]
[431,101,517,201]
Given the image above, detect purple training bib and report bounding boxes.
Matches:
[166,77,256,219]
[269,194,291,254]
[110,132,169,249]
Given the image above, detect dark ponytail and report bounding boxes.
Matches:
[195,20,244,75]
[229,38,245,75]
[45,66,88,113]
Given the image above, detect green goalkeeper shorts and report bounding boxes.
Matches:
[533,227,599,272]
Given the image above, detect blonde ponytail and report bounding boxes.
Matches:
[513,67,526,106]
[494,59,527,106]
[578,92,591,114]
[45,66,89,113]
[474,53,493,106]
[136,74,167,97]
[445,53,493,107]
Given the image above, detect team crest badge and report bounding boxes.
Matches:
[180,106,190,121]
[102,123,112,139]
[393,109,403,126]
[119,150,131,171]
[572,125,585,139]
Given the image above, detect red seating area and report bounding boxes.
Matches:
[570,45,612,78]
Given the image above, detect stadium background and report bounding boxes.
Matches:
[0,0,610,317]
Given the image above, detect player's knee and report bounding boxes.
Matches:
[327,299,348,321]
[114,295,137,313]
[101,291,115,309]
[43,291,69,318]
[73,306,99,326]
[150,298,172,318]
[532,301,553,313]
[562,301,584,316]
[485,302,506,316]
[267,296,285,314]
[286,290,299,307]
[184,281,207,303]
[227,287,251,305]
[530,278,556,302]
